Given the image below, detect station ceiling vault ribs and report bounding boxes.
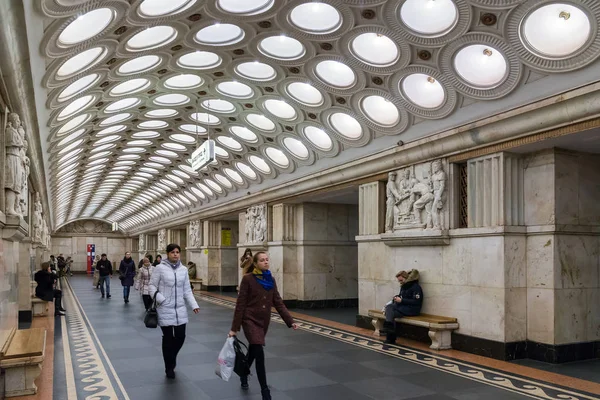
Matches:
[36,0,600,232]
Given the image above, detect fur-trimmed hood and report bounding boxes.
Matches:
[404,269,420,284]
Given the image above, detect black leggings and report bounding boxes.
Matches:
[160,324,186,371]
[142,294,152,310]
[53,289,63,311]
[248,344,267,390]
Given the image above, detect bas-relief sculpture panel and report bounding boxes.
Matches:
[57,220,114,234]
[244,204,267,244]
[157,229,166,250]
[188,220,201,248]
[4,112,29,218]
[385,159,447,233]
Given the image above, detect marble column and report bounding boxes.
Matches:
[358,182,385,235]
[200,220,239,291]
[269,204,299,300]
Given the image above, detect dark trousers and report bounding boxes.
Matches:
[384,304,405,342]
[142,294,152,310]
[160,324,186,371]
[247,344,268,390]
[53,289,63,311]
[123,285,131,299]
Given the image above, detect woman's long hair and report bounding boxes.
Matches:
[240,248,252,263]
[244,251,267,274]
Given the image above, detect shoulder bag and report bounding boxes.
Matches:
[233,336,251,377]
[144,291,159,328]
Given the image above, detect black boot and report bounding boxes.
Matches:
[384,331,397,345]
[162,336,175,378]
[380,321,394,334]
[240,375,249,390]
[261,388,271,400]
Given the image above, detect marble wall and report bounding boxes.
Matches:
[0,239,18,348]
[51,236,129,272]
[195,220,239,288]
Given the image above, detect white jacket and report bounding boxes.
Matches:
[135,265,154,295]
[149,261,199,327]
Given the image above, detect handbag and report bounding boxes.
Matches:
[233,337,251,377]
[144,291,159,329]
[119,266,129,281]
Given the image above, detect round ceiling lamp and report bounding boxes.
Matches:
[58,8,115,46]
[202,99,236,113]
[57,114,92,135]
[138,0,197,17]
[258,35,306,60]
[110,78,151,96]
[224,168,244,184]
[329,113,362,139]
[118,55,162,75]
[453,45,507,88]
[216,81,254,99]
[97,124,126,136]
[105,97,141,113]
[132,130,160,138]
[265,147,290,167]
[521,3,591,58]
[315,60,356,88]
[138,120,168,129]
[400,0,458,37]
[361,96,399,127]
[146,109,178,118]
[246,114,276,131]
[401,74,445,109]
[235,61,277,81]
[58,73,100,102]
[57,47,106,77]
[230,126,258,142]
[126,26,178,51]
[195,23,245,46]
[218,0,274,15]
[351,33,399,67]
[164,74,203,90]
[154,93,190,106]
[289,2,342,34]
[286,82,324,106]
[177,51,222,70]
[180,124,208,134]
[57,95,95,121]
[249,155,271,173]
[191,112,220,125]
[217,136,243,151]
[283,137,309,159]
[304,126,332,150]
[100,113,131,126]
[264,99,297,120]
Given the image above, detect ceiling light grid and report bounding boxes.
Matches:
[349,88,410,135]
[46,69,109,108]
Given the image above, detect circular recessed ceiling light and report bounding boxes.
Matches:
[290,2,342,34]
[236,162,257,179]
[57,113,92,135]
[140,166,160,174]
[235,61,276,81]
[154,93,190,106]
[115,160,136,166]
[123,147,146,153]
[58,73,100,102]
[164,74,203,90]
[264,99,297,120]
[57,128,87,147]
[215,146,229,158]
[330,113,362,139]
[160,178,179,188]
[162,142,187,151]
[177,51,222,70]
[198,183,213,195]
[224,167,243,183]
[218,0,274,15]
[259,35,306,60]
[105,97,141,113]
[172,170,190,180]
[401,74,445,108]
[89,150,111,160]
[304,126,333,150]
[145,109,178,118]
[453,45,507,88]
[58,138,85,155]
[170,133,195,144]
[127,139,152,146]
[118,55,162,75]
[167,174,185,184]
[156,149,178,158]
[315,60,356,88]
[138,120,168,129]
[202,99,236,113]
[191,187,207,199]
[195,23,245,46]
[94,134,121,145]
[191,112,220,125]
[119,154,142,160]
[522,4,591,58]
[110,78,151,96]
[283,137,309,159]
[400,0,458,37]
[216,136,242,151]
[286,82,324,106]
[100,113,131,126]
[230,126,258,142]
[132,130,160,138]
[361,96,399,127]
[149,156,171,164]
[138,0,197,17]
[127,26,178,51]
[246,114,275,131]
[96,124,126,136]
[249,155,271,173]
[212,175,231,190]
[57,47,106,77]
[216,81,254,99]
[180,124,208,134]
[59,8,115,46]
[351,33,399,66]
[57,95,95,120]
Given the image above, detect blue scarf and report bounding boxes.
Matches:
[252,268,274,291]
[163,259,181,270]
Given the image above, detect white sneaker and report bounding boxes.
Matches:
[56,310,65,316]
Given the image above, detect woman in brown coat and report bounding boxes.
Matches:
[229,251,298,400]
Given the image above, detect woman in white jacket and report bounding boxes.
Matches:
[135,257,154,310]
[149,243,199,379]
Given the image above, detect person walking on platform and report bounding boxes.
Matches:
[152,254,162,267]
[149,243,199,379]
[229,251,299,400]
[34,262,66,316]
[135,257,154,310]
[118,252,136,304]
[186,261,197,290]
[96,253,112,299]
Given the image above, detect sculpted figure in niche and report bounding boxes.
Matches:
[396,168,416,225]
[139,234,145,252]
[33,192,43,241]
[158,229,166,250]
[4,113,25,216]
[256,205,267,242]
[411,160,446,229]
[245,211,253,243]
[19,139,30,216]
[189,220,200,248]
[385,172,400,233]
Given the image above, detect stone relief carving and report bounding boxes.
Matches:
[385,159,447,232]
[157,228,166,250]
[32,192,43,242]
[138,234,145,252]
[19,139,30,217]
[56,220,113,233]
[188,220,201,248]
[245,204,267,243]
[4,113,25,217]
[41,219,48,248]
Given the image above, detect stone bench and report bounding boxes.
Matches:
[368,309,459,350]
[0,327,46,397]
[31,298,48,317]
[190,279,203,292]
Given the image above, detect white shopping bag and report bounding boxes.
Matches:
[215,337,236,381]
[382,300,393,313]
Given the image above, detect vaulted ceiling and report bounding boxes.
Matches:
[30,0,600,232]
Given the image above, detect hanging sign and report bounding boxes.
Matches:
[191,139,215,171]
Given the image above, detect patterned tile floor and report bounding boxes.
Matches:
[52,276,600,400]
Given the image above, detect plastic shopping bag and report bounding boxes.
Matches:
[215,337,236,381]
[382,300,392,313]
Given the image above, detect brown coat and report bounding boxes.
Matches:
[231,273,294,345]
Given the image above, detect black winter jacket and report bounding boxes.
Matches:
[97,259,113,277]
[393,270,423,316]
[34,270,56,302]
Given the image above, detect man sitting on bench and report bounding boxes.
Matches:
[382,269,423,344]
[34,262,66,316]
